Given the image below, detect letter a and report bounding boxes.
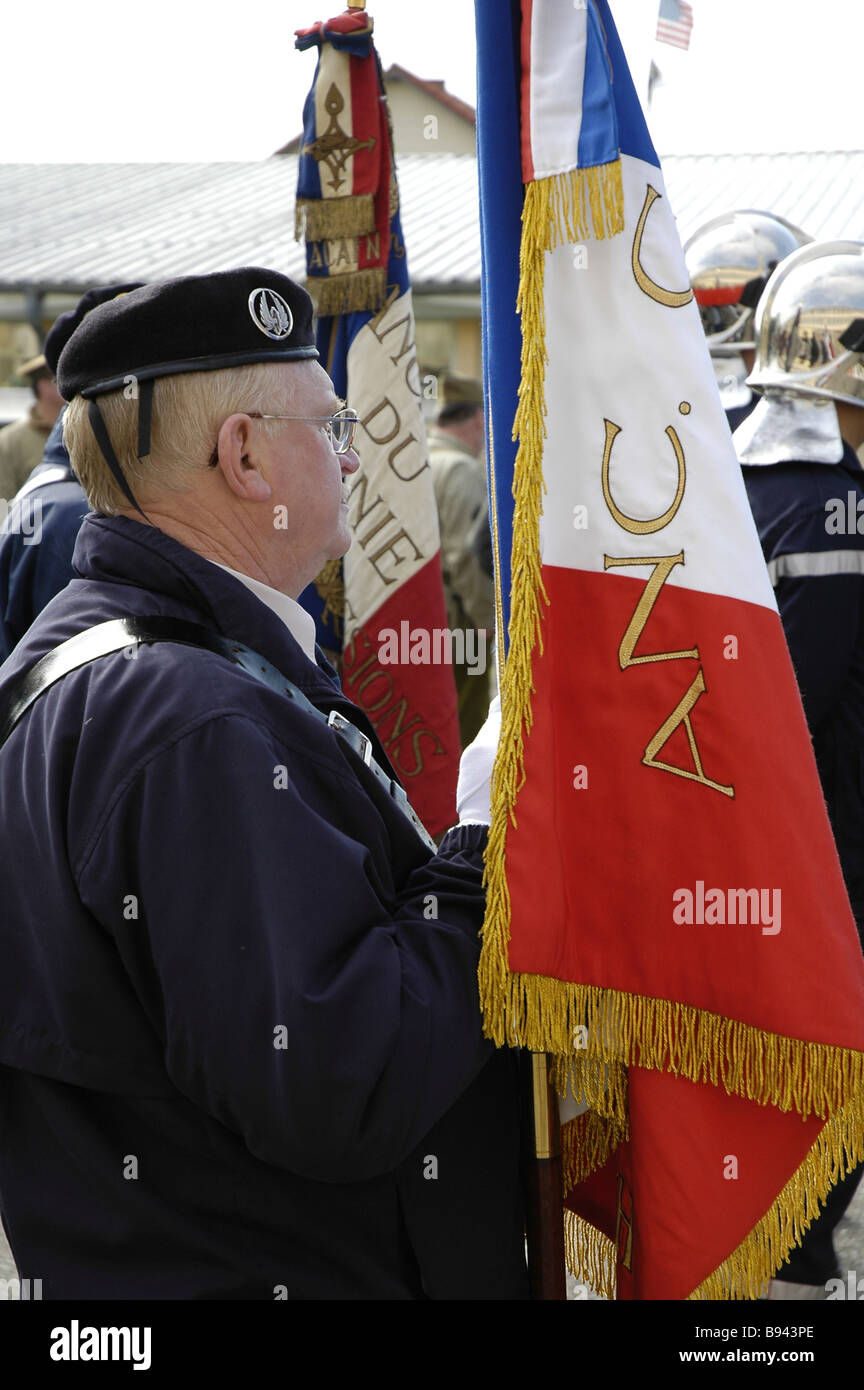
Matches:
[644,668,735,797]
[824,498,845,534]
[723,1154,738,1180]
[50,1328,70,1361]
[377,629,399,664]
[672,888,694,924]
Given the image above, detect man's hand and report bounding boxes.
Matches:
[456,695,501,825]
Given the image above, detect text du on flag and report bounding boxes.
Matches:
[295,7,461,837]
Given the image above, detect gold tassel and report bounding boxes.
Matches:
[565,1211,617,1299]
[532,160,624,251]
[295,194,376,243]
[306,267,387,317]
[479,162,625,1045]
[487,970,864,1123]
[561,1108,628,1193]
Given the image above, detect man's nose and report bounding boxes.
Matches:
[341,447,360,475]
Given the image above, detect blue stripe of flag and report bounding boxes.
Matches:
[474,0,523,650]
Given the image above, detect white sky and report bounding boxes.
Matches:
[0,0,861,161]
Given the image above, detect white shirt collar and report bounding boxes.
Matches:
[208,560,318,664]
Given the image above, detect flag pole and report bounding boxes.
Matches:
[526,1052,567,1298]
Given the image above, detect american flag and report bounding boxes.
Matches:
[656,0,693,50]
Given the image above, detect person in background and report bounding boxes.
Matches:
[736,240,864,1299]
[0,355,64,503]
[0,284,142,662]
[428,374,494,747]
[684,210,810,433]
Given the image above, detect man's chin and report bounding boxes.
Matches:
[333,529,353,559]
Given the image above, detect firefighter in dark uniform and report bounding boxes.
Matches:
[737,240,864,1298]
[0,267,528,1300]
[684,210,811,434]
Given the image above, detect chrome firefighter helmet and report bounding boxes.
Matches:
[747,240,864,408]
[684,211,811,356]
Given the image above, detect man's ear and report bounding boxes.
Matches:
[214,414,272,502]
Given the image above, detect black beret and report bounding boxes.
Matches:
[45,282,145,376]
[56,266,318,401]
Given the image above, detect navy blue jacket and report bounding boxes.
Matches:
[0,414,89,662]
[742,443,864,938]
[725,395,756,435]
[0,514,527,1299]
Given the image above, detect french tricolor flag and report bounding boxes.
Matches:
[477,0,864,1299]
[295,9,461,837]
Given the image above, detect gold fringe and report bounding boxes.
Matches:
[691,1097,864,1299]
[561,1107,627,1194]
[314,557,345,635]
[306,267,387,317]
[488,971,864,1123]
[478,181,550,1039]
[295,194,376,243]
[565,1211,617,1300]
[529,160,624,251]
[479,162,624,1051]
[561,1094,864,1299]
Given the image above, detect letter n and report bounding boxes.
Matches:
[604,552,698,669]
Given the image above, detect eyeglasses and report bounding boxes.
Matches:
[207,406,359,467]
[248,407,359,455]
[208,405,361,469]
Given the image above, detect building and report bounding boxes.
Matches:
[1,81,863,397]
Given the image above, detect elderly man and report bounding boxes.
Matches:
[0,268,527,1301]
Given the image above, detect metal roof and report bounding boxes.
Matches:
[0,156,480,295]
[664,151,864,244]
[0,151,861,298]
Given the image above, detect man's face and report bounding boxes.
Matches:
[35,375,65,424]
[256,360,359,590]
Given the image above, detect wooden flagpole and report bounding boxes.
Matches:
[526,1052,567,1298]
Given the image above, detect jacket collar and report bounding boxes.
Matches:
[71,513,343,699]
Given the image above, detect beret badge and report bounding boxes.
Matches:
[248,287,294,341]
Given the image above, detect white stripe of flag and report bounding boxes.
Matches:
[656,0,693,51]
